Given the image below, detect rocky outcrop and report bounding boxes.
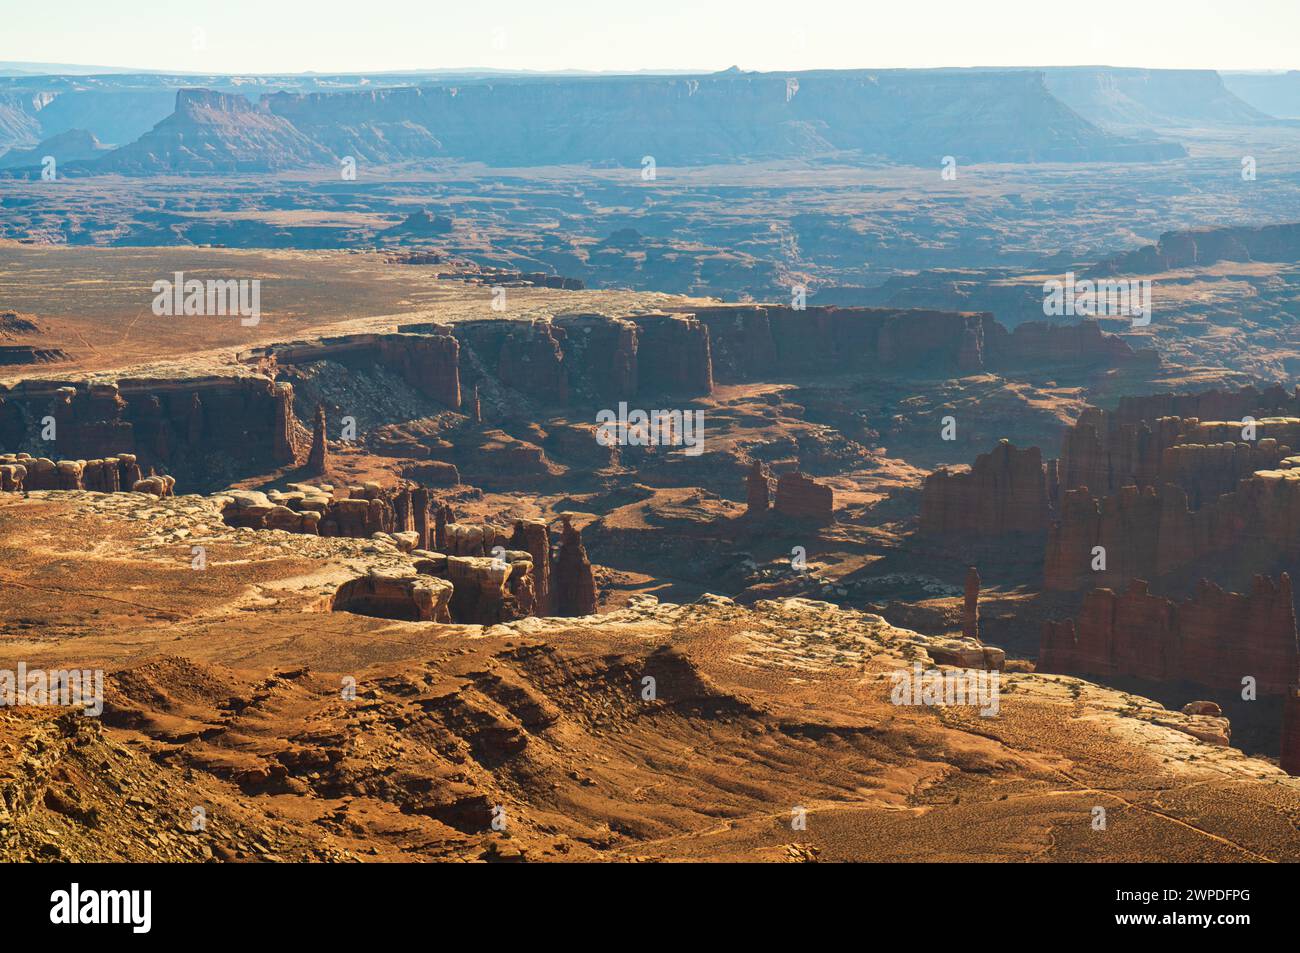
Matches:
[554,516,597,617]
[773,471,834,525]
[0,452,151,494]
[1040,575,1298,695]
[307,405,328,475]
[745,460,772,515]
[132,474,176,498]
[332,571,453,623]
[400,460,461,487]
[509,519,552,616]
[920,440,1050,538]
[413,552,533,625]
[963,567,981,641]
[222,482,413,538]
[224,483,583,622]
[0,345,69,366]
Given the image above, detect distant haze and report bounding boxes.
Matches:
[3,0,1299,74]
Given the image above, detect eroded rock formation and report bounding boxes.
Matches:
[1040,574,1298,695]
[745,460,772,515]
[963,567,981,640]
[0,452,152,494]
[920,440,1049,538]
[554,516,598,617]
[1045,463,1300,592]
[413,552,533,625]
[773,471,834,525]
[307,404,328,475]
[332,571,453,623]
[224,483,586,624]
[509,519,553,615]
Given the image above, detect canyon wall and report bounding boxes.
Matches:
[418,311,710,405]
[1045,464,1300,592]
[1040,574,1297,696]
[0,375,298,492]
[250,331,461,409]
[694,306,1154,380]
[1058,388,1300,501]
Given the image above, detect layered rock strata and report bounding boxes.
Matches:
[1045,462,1300,592]
[920,440,1050,537]
[0,376,298,490]
[1040,574,1298,696]
[772,471,834,525]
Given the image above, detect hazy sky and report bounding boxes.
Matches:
[3,0,1297,74]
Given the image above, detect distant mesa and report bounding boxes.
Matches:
[601,227,643,248]
[0,128,106,169]
[1091,222,1300,276]
[383,208,454,237]
[26,69,1197,176]
[1040,67,1269,128]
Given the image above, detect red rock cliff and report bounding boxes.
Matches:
[1040,574,1298,695]
[920,440,1050,538]
[1045,466,1300,592]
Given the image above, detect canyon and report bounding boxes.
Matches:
[3,55,1300,868]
